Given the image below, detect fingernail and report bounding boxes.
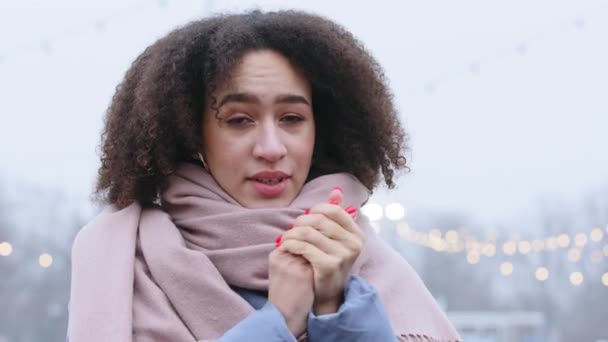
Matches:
[332,186,343,193]
[275,234,283,247]
[329,198,340,205]
[304,208,311,215]
[345,206,356,214]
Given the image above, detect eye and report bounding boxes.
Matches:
[225,115,253,126]
[281,114,304,124]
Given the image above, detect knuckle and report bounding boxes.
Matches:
[309,215,323,227]
[300,226,316,240]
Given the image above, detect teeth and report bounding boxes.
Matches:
[255,178,283,185]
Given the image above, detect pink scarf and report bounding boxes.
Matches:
[68,163,460,342]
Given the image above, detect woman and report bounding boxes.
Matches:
[68,10,461,342]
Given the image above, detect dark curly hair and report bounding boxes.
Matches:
[95,10,408,209]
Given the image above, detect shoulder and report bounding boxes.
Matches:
[71,203,143,256]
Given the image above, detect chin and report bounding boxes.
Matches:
[240,192,295,209]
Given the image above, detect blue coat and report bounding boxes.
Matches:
[221,274,397,341]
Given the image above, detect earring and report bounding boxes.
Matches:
[197,152,209,171]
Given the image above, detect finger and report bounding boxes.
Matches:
[327,186,343,206]
[290,214,363,259]
[282,225,350,258]
[279,238,341,273]
[307,203,364,240]
[292,213,349,241]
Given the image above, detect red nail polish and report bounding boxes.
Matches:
[329,198,340,205]
[332,186,343,193]
[304,208,311,215]
[275,234,282,247]
[345,206,356,214]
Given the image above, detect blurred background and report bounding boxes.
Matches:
[1,0,607,341]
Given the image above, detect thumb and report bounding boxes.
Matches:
[327,186,343,206]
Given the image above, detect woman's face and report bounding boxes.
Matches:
[202,49,315,208]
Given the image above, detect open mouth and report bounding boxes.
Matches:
[253,177,287,185]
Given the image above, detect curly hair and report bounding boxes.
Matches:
[95,10,408,209]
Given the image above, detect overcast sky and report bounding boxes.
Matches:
[1,0,607,228]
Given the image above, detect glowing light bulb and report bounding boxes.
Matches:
[0,242,13,256]
[39,253,53,268]
[590,228,604,242]
[466,251,480,264]
[569,272,583,286]
[361,203,383,221]
[500,262,513,276]
[384,203,405,221]
[535,267,549,281]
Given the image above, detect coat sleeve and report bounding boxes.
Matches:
[217,300,297,342]
[306,274,398,342]
[67,301,298,342]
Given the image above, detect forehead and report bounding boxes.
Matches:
[217,50,311,96]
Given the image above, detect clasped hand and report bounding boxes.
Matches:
[277,188,364,314]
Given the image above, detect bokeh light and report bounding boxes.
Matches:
[500,262,513,276]
[0,242,13,256]
[361,203,383,221]
[39,253,53,268]
[569,272,584,286]
[535,267,549,281]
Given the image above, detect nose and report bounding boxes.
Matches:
[252,121,287,163]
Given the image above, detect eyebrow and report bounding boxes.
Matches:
[218,92,311,107]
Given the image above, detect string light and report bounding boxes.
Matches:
[396,222,411,237]
[545,237,558,250]
[466,251,480,264]
[381,216,606,287]
[567,248,581,262]
[532,239,545,252]
[361,203,383,221]
[445,230,459,244]
[557,234,571,248]
[482,243,497,257]
[500,262,514,276]
[518,241,532,254]
[503,241,517,255]
[535,267,549,282]
[39,253,53,268]
[569,272,584,286]
[392,217,606,260]
[384,202,406,221]
[590,228,604,242]
[0,242,13,256]
[430,229,442,239]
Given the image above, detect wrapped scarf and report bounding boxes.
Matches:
[68,162,460,342]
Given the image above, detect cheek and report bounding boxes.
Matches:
[203,127,246,178]
[292,128,315,166]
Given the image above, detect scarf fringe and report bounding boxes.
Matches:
[398,334,461,342]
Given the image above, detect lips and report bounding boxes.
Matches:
[250,170,289,182]
[248,171,290,198]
